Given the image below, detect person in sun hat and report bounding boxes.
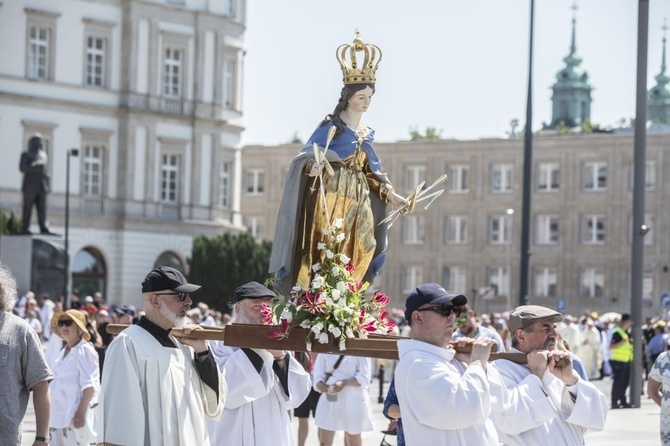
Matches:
[394,283,502,445]
[48,309,100,445]
[490,305,608,445]
[206,281,311,446]
[97,266,226,445]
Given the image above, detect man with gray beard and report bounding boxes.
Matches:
[207,281,311,445]
[490,305,608,445]
[97,266,226,445]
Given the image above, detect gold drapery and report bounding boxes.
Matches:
[292,145,391,290]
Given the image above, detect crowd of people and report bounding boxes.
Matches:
[5,258,670,445]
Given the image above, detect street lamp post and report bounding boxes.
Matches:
[506,208,515,311]
[519,0,535,307]
[64,148,79,309]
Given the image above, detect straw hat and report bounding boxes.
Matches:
[51,309,91,341]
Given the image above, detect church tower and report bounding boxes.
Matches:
[649,20,670,124]
[548,5,592,129]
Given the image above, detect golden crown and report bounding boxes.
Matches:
[336,29,382,85]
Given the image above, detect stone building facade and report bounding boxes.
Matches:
[0,0,247,306]
[242,132,670,317]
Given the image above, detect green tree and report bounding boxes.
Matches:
[409,126,443,141]
[580,119,594,134]
[0,211,22,235]
[188,232,273,312]
[556,120,570,135]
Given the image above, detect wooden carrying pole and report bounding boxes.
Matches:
[104,323,555,365]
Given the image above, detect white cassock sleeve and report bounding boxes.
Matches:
[210,342,310,410]
[96,335,146,445]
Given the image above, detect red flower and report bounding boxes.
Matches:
[260,303,274,325]
[344,261,355,273]
[372,290,390,307]
[266,318,292,340]
[348,281,364,294]
[299,290,328,315]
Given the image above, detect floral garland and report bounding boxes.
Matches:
[263,218,395,351]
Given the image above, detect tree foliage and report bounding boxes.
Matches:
[409,126,443,141]
[0,211,22,235]
[188,232,273,312]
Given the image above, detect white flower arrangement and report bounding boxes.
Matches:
[263,220,395,351]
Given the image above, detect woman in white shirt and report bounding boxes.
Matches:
[49,310,100,446]
[312,354,374,446]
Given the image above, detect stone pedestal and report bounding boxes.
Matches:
[0,235,66,299]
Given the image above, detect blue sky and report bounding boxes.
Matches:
[241,1,669,145]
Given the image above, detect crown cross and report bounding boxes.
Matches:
[336,29,382,85]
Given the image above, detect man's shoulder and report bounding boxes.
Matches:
[1,311,31,332]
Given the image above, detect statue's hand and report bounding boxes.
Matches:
[389,191,407,209]
[309,162,324,177]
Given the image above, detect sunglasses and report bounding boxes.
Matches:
[456,317,468,326]
[58,319,75,327]
[415,305,465,318]
[154,292,189,302]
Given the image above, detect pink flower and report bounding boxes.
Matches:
[344,261,355,273]
[372,290,390,307]
[266,318,292,339]
[299,290,328,315]
[348,280,364,294]
[260,303,274,325]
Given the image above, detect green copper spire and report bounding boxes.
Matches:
[548,3,592,129]
[649,19,670,124]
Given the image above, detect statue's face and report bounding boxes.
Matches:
[346,86,374,114]
[29,136,43,152]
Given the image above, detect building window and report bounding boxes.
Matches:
[629,161,657,191]
[535,215,559,245]
[487,266,509,297]
[220,161,232,208]
[400,265,423,294]
[447,165,469,193]
[581,215,605,244]
[582,162,607,191]
[537,163,560,192]
[164,47,183,98]
[28,25,51,80]
[403,165,426,193]
[444,215,468,244]
[401,215,424,244]
[83,145,103,196]
[223,60,236,108]
[245,169,265,195]
[580,268,604,298]
[489,215,511,244]
[227,0,238,18]
[85,36,106,87]
[244,216,262,239]
[533,267,557,297]
[443,266,467,294]
[72,247,106,298]
[161,154,180,203]
[491,164,513,193]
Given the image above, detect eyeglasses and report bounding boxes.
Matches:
[154,292,189,302]
[58,319,75,327]
[456,317,468,326]
[415,305,464,318]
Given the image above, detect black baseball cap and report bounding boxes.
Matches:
[141,266,201,294]
[404,283,467,322]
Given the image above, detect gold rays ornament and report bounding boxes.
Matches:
[379,174,448,228]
